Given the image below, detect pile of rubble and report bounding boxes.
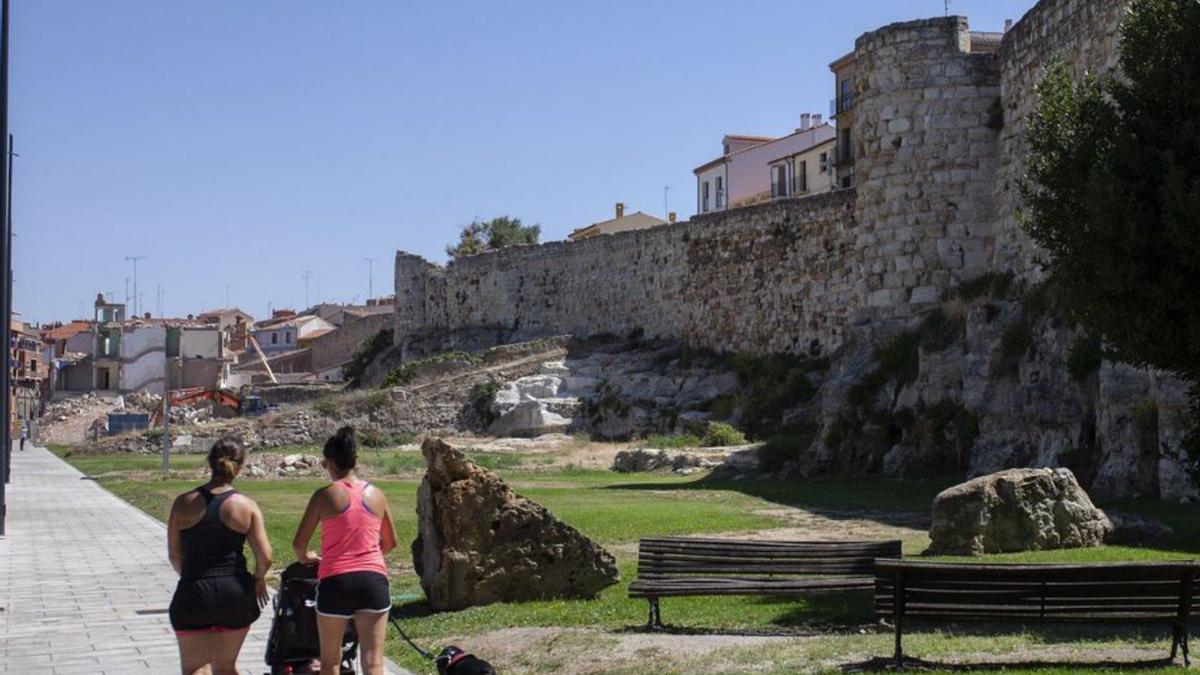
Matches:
[45,392,105,422]
[169,402,214,426]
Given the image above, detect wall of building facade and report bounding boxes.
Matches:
[118,325,166,394]
[392,0,1135,359]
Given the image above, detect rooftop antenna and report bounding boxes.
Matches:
[125,255,147,316]
[944,0,951,16]
[364,257,374,301]
[663,186,670,220]
[301,270,313,308]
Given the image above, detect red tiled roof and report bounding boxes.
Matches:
[43,321,92,341]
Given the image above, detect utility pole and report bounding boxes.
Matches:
[162,386,170,471]
[125,256,147,316]
[944,0,951,16]
[301,270,313,309]
[663,186,670,220]
[0,0,12,533]
[364,257,374,302]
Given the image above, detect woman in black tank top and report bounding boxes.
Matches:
[168,438,273,675]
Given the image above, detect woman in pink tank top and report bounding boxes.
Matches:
[293,427,397,675]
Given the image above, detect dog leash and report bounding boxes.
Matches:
[388,604,435,661]
[386,605,434,658]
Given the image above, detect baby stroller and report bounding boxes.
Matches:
[265,562,359,674]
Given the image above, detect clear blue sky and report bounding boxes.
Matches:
[13,0,1036,325]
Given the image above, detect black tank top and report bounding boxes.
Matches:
[180,486,249,581]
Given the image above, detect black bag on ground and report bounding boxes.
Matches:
[265,562,359,674]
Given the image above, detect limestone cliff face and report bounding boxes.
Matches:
[803,285,1198,503]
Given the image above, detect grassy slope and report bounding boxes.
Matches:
[56,448,1200,673]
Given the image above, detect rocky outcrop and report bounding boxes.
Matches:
[928,468,1113,555]
[412,437,620,611]
[489,345,743,440]
[611,448,721,474]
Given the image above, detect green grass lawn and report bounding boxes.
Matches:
[56,448,1200,674]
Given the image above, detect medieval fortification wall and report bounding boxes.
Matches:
[394,0,1129,357]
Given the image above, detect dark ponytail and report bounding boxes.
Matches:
[323,426,357,473]
[208,437,245,484]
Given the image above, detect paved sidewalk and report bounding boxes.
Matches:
[0,447,412,674]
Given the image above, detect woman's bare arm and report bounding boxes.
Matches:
[244,499,273,606]
[292,488,324,564]
[379,500,398,555]
[167,495,185,575]
[246,500,273,577]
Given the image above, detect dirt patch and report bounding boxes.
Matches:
[741,507,928,542]
[438,626,1175,674]
[439,626,797,675]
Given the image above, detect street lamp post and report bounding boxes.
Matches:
[0,0,13,533]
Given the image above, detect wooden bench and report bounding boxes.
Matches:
[628,537,902,627]
[875,559,1198,668]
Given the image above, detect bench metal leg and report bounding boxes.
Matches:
[1172,625,1181,661]
[1183,626,1191,667]
[647,598,662,628]
[893,616,904,670]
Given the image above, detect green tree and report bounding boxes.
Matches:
[445,216,540,259]
[1020,0,1200,390]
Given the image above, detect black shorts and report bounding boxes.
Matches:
[316,571,390,618]
[169,573,260,633]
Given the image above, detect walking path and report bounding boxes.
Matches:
[0,446,412,674]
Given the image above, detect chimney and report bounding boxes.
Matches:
[812,114,823,127]
[668,212,677,223]
[615,202,625,219]
[799,113,811,131]
[1004,19,1013,32]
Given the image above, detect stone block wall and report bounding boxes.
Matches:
[990,0,1129,274]
[852,17,1001,307]
[310,311,392,374]
[395,192,860,357]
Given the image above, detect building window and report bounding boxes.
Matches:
[839,129,853,163]
[286,331,293,344]
[271,333,278,345]
[819,152,829,173]
[723,143,730,155]
[771,165,788,198]
[715,176,724,208]
[799,160,808,192]
[702,181,710,212]
[838,77,854,113]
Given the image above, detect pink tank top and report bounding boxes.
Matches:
[317,479,388,580]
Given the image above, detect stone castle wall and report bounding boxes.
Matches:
[851,16,1001,307]
[393,0,1133,357]
[991,0,1129,273]
[397,192,859,357]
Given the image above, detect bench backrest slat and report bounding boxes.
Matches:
[875,560,1199,624]
[637,538,900,577]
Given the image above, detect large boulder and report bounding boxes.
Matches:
[412,437,620,611]
[928,468,1113,555]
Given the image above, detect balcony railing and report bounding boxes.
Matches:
[835,143,854,165]
[829,92,856,117]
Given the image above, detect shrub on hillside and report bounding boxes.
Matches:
[703,421,747,447]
